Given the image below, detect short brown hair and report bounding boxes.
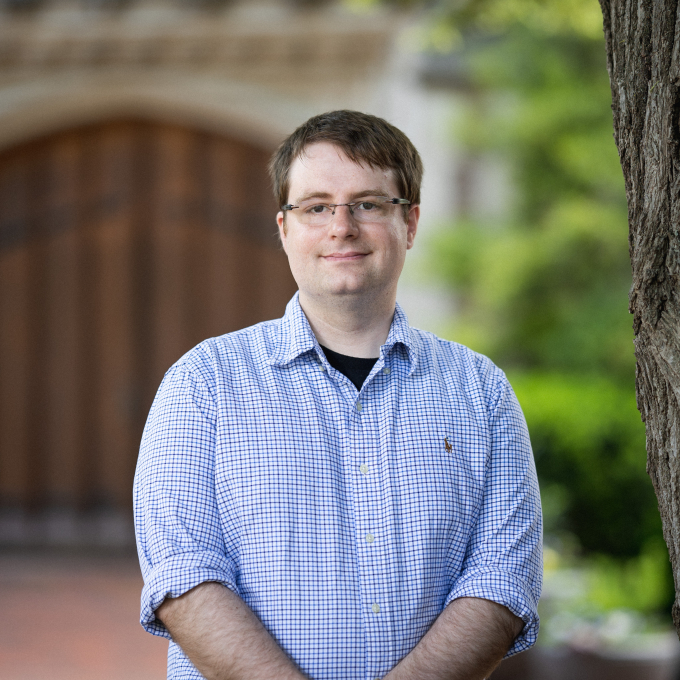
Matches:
[269,110,423,210]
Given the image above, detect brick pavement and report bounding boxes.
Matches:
[0,552,167,680]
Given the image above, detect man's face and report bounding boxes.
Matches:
[277,142,419,307]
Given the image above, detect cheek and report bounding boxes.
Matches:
[285,235,315,267]
[383,229,407,255]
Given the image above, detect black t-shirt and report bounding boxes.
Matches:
[320,345,378,391]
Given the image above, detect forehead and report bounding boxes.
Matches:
[288,142,398,200]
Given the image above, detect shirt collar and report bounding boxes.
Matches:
[382,299,418,376]
[268,293,319,367]
[269,292,418,375]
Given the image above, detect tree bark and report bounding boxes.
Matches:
[599,0,680,635]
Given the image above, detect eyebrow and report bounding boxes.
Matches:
[294,189,391,204]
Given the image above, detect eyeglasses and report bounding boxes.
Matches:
[282,196,411,226]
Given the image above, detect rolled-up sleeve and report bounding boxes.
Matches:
[133,363,240,638]
[444,373,543,656]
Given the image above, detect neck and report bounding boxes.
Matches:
[298,290,395,358]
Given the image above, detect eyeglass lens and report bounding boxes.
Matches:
[291,198,406,226]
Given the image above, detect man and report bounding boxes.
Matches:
[134,110,542,680]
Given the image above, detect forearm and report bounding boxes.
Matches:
[385,597,523,680]
[156,582,307,680]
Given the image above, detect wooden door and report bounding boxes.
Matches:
[0,120,297,545]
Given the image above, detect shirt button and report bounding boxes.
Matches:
[356,401,362,411]
[359,464,369,475]
[372,603,380,613]
[365,533,374,543]
[383,367,391,375]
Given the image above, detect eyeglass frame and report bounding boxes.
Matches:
[281,196,411,217]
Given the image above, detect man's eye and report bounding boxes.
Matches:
[306,204,329,214]
[357,202,378,211]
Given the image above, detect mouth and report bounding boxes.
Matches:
[322,251,369,261]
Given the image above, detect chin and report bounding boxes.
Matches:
[327,281,386,300]
[327,277,373,295]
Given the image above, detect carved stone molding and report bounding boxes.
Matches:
[0,1,395,85]
[0,1,400,148]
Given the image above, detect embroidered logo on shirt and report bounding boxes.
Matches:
[444,437,452,453]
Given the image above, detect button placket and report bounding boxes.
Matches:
[352,385,388,671]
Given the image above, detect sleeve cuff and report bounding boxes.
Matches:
[444,568,540,657]
[140,550,240,638]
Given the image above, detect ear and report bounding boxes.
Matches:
[277,211,287,252]
[406,204,419,250]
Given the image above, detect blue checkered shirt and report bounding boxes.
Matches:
[134,293,542,680]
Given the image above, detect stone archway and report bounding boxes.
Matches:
[0,119,297,546]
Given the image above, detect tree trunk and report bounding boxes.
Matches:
[599,0,680,635]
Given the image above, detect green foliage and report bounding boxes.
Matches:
[346,0,605,45]
[433,205,632,376]
[430,29,633,379]
[514,371,674,613]
[461,29,622,219]
[511,373,657,558]
[460,0,604,39]
[586,540,672,613]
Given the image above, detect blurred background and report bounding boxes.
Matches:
[0,0,677,678]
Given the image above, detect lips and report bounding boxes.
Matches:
[322,252,369,260]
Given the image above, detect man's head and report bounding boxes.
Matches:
[270,111,422,312]
[269,110,423,213]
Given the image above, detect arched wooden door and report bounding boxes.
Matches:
[0,120,297,546]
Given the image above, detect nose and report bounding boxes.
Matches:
[329,204,358,237]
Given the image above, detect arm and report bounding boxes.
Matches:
[156,582,308,680]
[437,370,542,660]
[385,597,523,680]
[135,363,301,676]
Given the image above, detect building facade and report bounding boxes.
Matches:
[0,0,411,547]
[0,0,480,547]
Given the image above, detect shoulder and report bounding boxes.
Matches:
[162,318,282,397]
